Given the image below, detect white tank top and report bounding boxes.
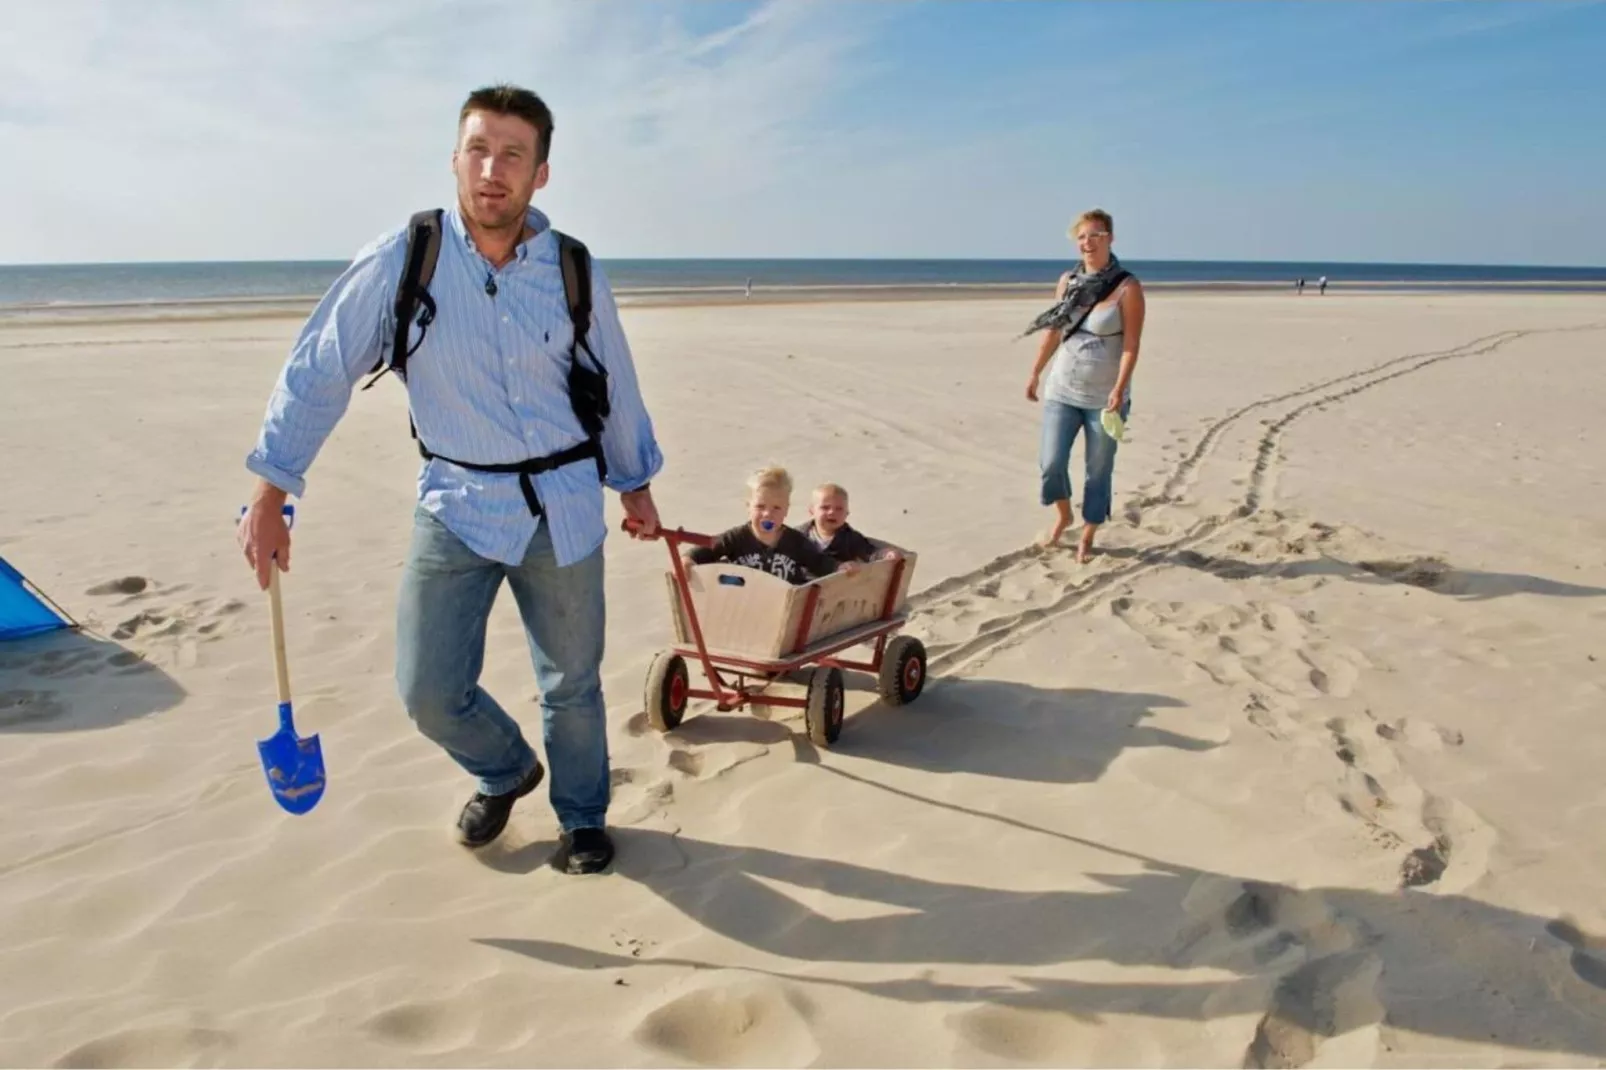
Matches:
[1043,287,1127,408]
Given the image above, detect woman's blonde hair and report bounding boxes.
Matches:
[746,465,793,500]
[1068,209,1114,239]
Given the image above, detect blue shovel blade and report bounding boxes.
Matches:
[257,702,325,814]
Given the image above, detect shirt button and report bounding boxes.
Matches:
[502,315,509,323]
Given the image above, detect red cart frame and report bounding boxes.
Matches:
[632,524,928,745]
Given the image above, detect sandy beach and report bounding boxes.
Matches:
[3,290,1605,1068]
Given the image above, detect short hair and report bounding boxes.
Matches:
[746,466,793,500]
[813,482,849,503]
[1069,209,1114,239]
[459,84,554,163]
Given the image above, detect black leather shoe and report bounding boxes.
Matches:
[456,762,544,848]
[554,827,614,874]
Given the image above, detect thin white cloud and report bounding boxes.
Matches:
[0,0,883,262]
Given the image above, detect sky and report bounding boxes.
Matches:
[2,0,1603,266]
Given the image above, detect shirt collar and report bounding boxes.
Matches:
[445,203,554,266]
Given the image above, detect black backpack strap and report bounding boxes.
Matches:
[363,209,443,391]
[554,231,611,484]
[555,231,593,356]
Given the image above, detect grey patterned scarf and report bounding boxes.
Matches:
[1018,254,1129,339]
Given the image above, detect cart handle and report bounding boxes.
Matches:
[620,519,716,549]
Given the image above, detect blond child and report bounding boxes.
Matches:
[685,467,841,585]
[797,483,900,564]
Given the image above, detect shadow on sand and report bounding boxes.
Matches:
[0,628,185,732]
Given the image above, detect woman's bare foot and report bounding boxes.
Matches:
[1076,523,1098,564]
[1037,502,1072,548]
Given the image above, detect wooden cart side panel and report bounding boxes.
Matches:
[663,548,919,661]
[798,547,918,649]
[877,543,917,614]
[664,562,802,660]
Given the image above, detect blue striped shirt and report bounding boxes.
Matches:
[247,205,664,568]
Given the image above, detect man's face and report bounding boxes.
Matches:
[452,109,548,231]
[811,491,847,534]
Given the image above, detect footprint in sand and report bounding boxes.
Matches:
[1245,950,1383,1070]
[1411,794,1494,893]
[613,778,675,826]
[112,611,183,641]
[1546,918,1606,991]
[0,689,69,728]
[665,744,769,781]
[51,1025,232,1069]
[1358,556,1455,592]
[1375,717,1464,750]
[24,648,102,679]
[363,1001,474,1054]
[85,576,150,597]
[634,981,820,1068]
[949,1004,1096,1065]
[1111,596,1363,700]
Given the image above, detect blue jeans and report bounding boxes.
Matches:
[1039,398,1130,524]
[395,508,609,831]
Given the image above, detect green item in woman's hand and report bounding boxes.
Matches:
[1100,408,1125,442]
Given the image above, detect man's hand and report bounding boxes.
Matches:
[621,485,661,539]
[1026,375,1040,403]
[238,482,291,591]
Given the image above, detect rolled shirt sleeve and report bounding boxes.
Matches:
[587,262,664,493]
[245,234,402,497]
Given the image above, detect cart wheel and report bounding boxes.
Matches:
[877,635,927,706]
[645,651,690,732]
[804,665,846,746]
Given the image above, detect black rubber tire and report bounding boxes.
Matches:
[645,651,689,732]
[877,635,927,706]
[804,665,846,746]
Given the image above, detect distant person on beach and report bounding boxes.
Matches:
[744,277,753,299]
[1319,275,1328,295]
[237,84,665,876]
[1021,209,1147,563]
[1296,277,1305,294]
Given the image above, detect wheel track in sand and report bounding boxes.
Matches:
[911,324,1605,677]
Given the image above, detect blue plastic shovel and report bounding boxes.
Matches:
[250,504,325,814]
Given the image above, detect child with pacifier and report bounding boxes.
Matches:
[684,466,842,585]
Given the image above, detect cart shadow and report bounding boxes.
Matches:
[843,677,1201,784]
[660,676,1202,786]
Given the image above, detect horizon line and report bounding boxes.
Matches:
[5,255,1606,272]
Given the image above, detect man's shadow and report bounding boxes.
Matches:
[479,825,1606,1061]
[661,677,1207,785]
[0,629,185,732]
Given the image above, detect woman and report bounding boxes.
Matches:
[1023,209,1147,563]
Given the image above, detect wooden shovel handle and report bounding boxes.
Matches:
[267,567,292,705]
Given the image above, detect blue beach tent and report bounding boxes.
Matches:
[0,556,76,640]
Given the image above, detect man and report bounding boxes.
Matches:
[237,84,663,875]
